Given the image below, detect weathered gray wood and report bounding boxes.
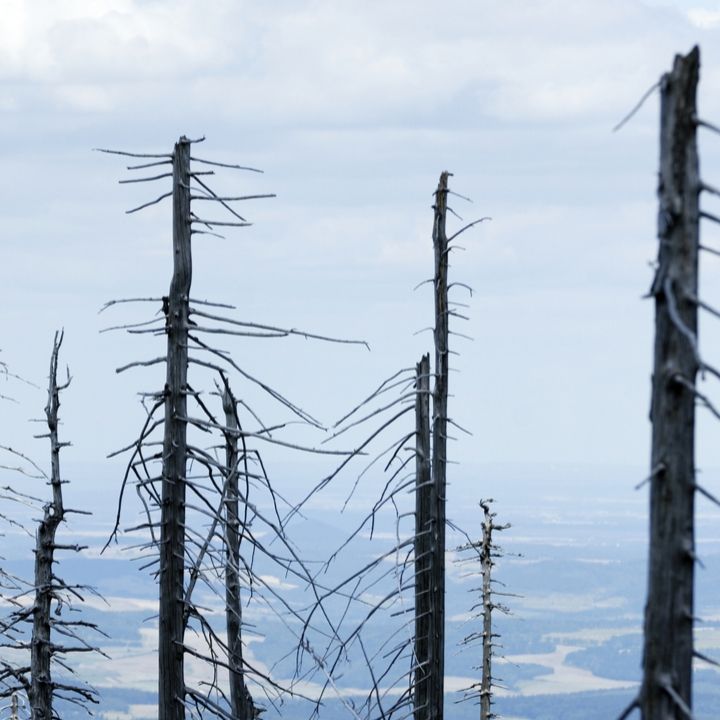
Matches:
[159,136,192,720]
[0,334,101,715]
[478,500,498,720]
[641,46,700,719]
[222,386,256,720]
[429,170,451,720]
[30,336,63,719]
[414,353,431,720]
[29,333,67,720]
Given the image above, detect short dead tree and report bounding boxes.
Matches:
[455,500,511,720]
[0,332,105,719]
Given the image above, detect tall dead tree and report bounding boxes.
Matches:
[411,172,453,720]
[294,171,488,719]
[627,42,720,720]
[415,171,488,720]
[428,170,451,720]
[641,46,699,720]
[159,135,192,720]
[612,46,707,720]
[100,135,367,719]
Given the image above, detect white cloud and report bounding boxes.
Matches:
[85,594,157,613]
[688,8,720,28]
[0,0,708,129]
[0,1,230,84]
[257,574,297,591]
[102,705,157,720]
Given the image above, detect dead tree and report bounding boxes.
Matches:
[427,170,451,720]
[294,172,487,720]
[620,42,720,720]
[0,692,26,720]
[478,501,501,720]
[159,135,192,720]
[639,47,700,720]
[30,332,71,718]
[415,170,484,720]
[413,354,431,720]
[221,383,256,720]
[454,500,511,720]
[100,135,367,719]
[100,136,260,720]
[0,332,104,718]
[616,45,720,720]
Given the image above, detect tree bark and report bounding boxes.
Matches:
[479,501,494,720]
[159,136,192,720]
[222,386,255,720]
[429,170,451,720]
[641,46,700,719]
[30,512,55,719]
[29,333,66,720]
[414,353,431,720]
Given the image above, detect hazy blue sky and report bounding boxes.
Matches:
[4,0,720,510]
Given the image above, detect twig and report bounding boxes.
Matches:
[612,81,661,132]
[447,217,491,243]
[126,191,173,214]
[190,157,263,172]
[695,117,720,136]
[98,297,162,314]
[93,147,172,159]
[119,172,173,184]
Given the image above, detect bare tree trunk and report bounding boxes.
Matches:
[414,353,431,720]
[159,136,192,720]
[641,46,700,720]
[29,333,67,720]
[429,170,451,720]
[222,386,255,720]
[479,501,494,720]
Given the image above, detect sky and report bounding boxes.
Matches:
[4,0,720,514]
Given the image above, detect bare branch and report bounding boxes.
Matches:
[94,147,172,159]
[126,191,174,214]
[119,172,173,184]
[190,157,263,172]
[612,80,661,132]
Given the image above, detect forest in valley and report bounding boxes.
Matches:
[2,23,720,720]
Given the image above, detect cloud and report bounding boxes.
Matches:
[0,0,710,130]
[688,8,720,28]
[84,595,157,613]
[102,705,157,720]
[0,1,230,83]
[257,574,297,591]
